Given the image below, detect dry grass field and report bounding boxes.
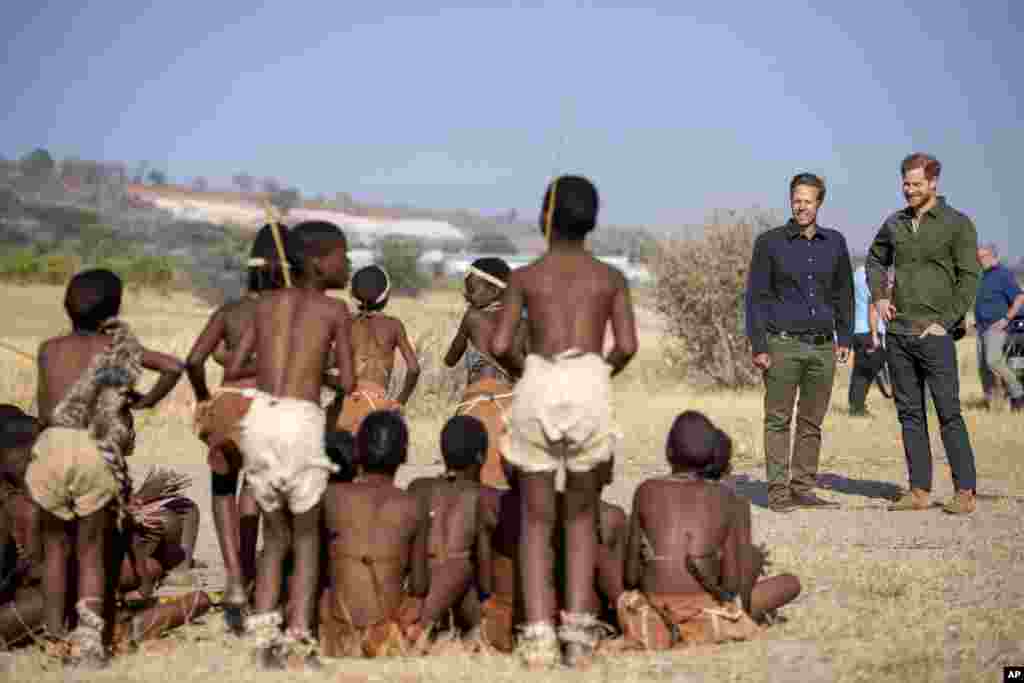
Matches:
[1,284,1022,682]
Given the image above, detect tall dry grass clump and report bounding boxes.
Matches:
[650,209,778,389]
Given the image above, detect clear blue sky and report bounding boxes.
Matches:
[2,2,1020,257]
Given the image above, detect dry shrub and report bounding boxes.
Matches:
[651,209,778,389]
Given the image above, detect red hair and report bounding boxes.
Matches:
[900,153,941,180]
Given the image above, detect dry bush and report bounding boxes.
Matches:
[651,209,778,389]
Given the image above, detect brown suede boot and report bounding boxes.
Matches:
[887,488,930,511]
[942,489,976,515]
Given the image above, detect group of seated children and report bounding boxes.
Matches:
[305,407,801,670]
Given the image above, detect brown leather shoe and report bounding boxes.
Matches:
[888,488,930,511]
[942,489,976,515]
[791,491,840,508]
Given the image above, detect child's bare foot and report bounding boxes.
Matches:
[222,582,250,635]
[516,622,561,670]
[558,612,614,669]
[66,624,108,669]
[256,629,321,671]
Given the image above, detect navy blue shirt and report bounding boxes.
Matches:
[746,221,854,355]
[975,264,1023,332]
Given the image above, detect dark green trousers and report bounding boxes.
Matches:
[762,335,836,502]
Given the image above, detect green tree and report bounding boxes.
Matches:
[375,237,430,296]
[19,148,55,179]
[146,169,168,186]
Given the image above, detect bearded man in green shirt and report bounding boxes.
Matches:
[866,153,980,515]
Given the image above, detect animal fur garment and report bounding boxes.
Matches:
[47,319,143,526]
[125,467,193,542]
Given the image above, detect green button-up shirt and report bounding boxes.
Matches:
[865,195,979,336]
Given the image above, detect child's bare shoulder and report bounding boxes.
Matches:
[318,292,351,314]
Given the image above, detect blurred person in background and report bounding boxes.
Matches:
[973,242,1024,412]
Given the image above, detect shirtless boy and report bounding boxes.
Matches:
[30,269,183,668]
[445,258,527,488]
[406,415,492,639]
[491,175,638,667]
[333,265,420,434]
[187,223,298,618]
[318,411,429,658]
[224,220,355,668]
[621,411,801,650]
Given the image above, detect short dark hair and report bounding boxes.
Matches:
[789,173,826,203]
[65,269,123,331]
[291,220,347,262]
[0,405,40,449]
[901,153,941,180]
[248,223,301,292]
[440,415,488,470]
[469,257,510,283]
[351,265,390,311]
[666,411,732,480]
[540,175,599,241]
[356,410,408,474]
[325,430,357,483]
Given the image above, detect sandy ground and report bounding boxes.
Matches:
[1,285,1022,682]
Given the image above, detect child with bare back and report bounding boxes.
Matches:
[475,459,562,653]
[406,415,493,645]
[620,411,801,651]
[186,223,298,619]
[223,220,355,668]
[333,265,420,434]
[490,175,638,667]
[29,269,183,668]
[317,411,430,658]
[445,258,528,489]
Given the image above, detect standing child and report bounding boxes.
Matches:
[186,223,298,620]
[333,265,420,434]
[224,220,355,668]
[491,175,638,667]
[444,258,528,488]
[29,269,183,668]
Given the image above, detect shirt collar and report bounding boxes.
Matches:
[786,220,826,240]
[901,195,949,221]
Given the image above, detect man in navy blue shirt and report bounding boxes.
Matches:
[746,173,854,513]
[975,243,1024,412]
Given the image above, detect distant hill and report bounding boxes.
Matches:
[126,184,654,258]
[0,154,657,303]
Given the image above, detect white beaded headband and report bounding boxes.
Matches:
[466,265,507,290]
